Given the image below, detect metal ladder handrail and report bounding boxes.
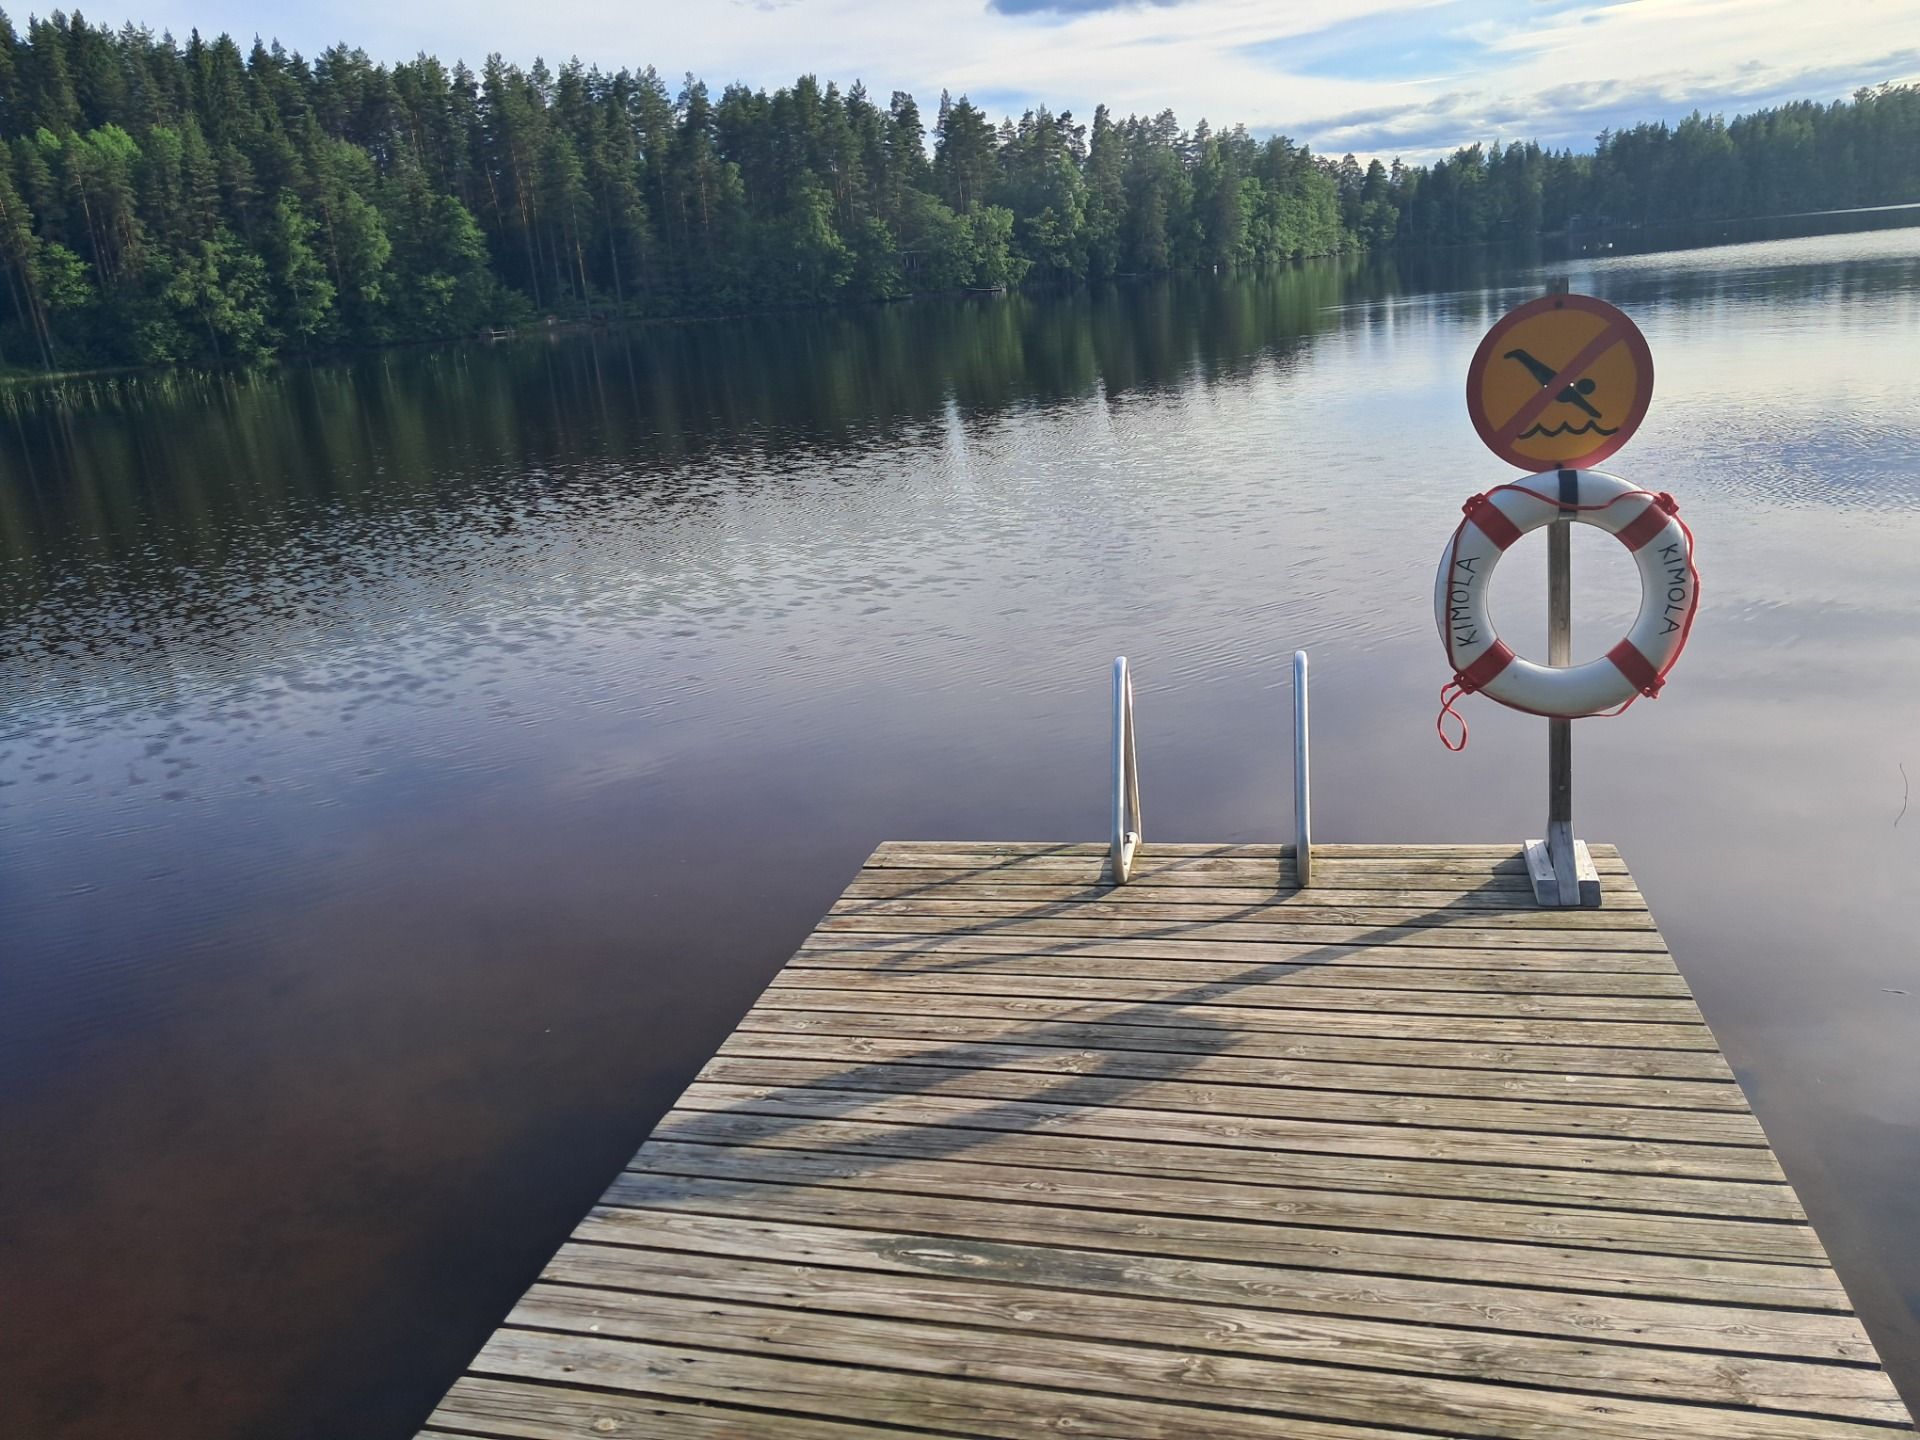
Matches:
[1106,651,1311,887]
[1294,649,1312,888]
[1110,656,1142,884]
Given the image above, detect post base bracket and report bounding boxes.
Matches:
[1524,832,1601,908]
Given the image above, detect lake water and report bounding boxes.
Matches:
[4,227,1919,1437]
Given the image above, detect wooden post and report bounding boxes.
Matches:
[1544,473,1581,905]
[1525,280,1602,907]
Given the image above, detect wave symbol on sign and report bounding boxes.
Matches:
[1517,420,1620,439]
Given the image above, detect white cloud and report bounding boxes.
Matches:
[135,0,1920,159]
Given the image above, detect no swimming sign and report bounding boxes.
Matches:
[1466,293,1653,471]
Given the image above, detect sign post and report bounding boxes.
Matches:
[1535,463,1597,906]
[1463,285,1653,907]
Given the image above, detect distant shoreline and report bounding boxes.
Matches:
[6,207,1918,394]
[1543,198,1920,237]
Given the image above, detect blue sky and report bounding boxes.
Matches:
[121,0,1920,160]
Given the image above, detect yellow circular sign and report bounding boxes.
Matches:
[1467,294,1653,471]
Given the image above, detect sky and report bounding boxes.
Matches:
[109,0,1920,160]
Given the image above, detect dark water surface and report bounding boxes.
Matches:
[4,229,1919,1437]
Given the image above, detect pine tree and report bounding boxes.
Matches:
[0,159,53,365]
[260,191,333,344]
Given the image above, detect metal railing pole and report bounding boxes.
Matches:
[1293,650,1312,888]
[1110,657,1141,884]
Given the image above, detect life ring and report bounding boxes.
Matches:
[1434,469,1699,730]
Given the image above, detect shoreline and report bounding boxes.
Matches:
[8,205,1919,392]
[2,272,1249,390]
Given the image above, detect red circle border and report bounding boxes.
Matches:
[1465,293,1655,472]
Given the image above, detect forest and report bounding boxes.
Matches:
[1,10,1918,371]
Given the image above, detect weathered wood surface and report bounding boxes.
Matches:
[423,842,1915,1439]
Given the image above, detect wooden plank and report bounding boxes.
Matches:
[692,1050,1768,1145]
[423,842,1912,1440]
[575,1207,1878,1363]
[842,876,1652,910]
[601,1169,1832,1309]
[769,967,1705,1022]
[741,1006,1735,1075]
[544,1245,1904,1420]
[469,1328,1434,1440]
[743,1006,1740,1080]
[792,947,1695,995]
[630,1137,1822,1264]
[799,930,1688,974]
[873,841,1628,861]
[424,1382,918,1440]
[716,1025,1751,1110]
[500,1290,1907,1440]
[674,1079,1786,1183]
[653,1105,1808,1221]
[830,894,1663,931]
[871,844,1635,867]
[865,859,1637,887]
[754,986,1724,1051]
[864,853,1639,887]
[815,913,1673,952]
[851,863,1558,889]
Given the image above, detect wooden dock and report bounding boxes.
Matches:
[422,842,1916,1439]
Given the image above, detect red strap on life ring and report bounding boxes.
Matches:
[1606,639,1664,697]
[1457,640,1516,691]
[1462,492,1523,550]
[1613,491,1680,552]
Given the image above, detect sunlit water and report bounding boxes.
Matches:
[3,227,1918,1437]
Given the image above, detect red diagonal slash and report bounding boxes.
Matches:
[1492,319,1630,443]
